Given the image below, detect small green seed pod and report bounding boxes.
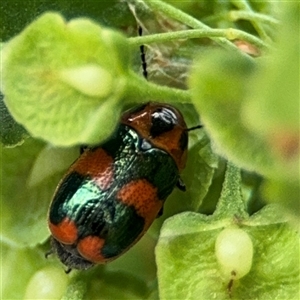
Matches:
[24,266,68,299]
[215,227,253,280]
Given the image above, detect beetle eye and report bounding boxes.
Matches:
[150,108,177,137]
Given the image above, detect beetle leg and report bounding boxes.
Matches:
[45,249,53,259]
[156,206,164,218]
[176,177,186,191]
[80,145,89,154]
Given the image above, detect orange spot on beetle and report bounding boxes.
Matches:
[117,179,162,228]
[49,218,78,244]
[77,236,106,263]
[71,148,114,190]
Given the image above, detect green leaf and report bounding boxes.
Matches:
[189,3,299,217]
[242,2,299,181]
[181,133,219,212]
[0,245,60,299]
[61,279,87,300]
[261,179,300,228]
[189,50,275,176]
[83,270,151,300]
[27,145,78,187]
[156,163,299,299]
[2,13,130,146]
[0,139,78,247]
[189,3,299,182]
[0,92,28,146]
[0,1,135,42]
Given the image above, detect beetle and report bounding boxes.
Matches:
[48,102,200,270]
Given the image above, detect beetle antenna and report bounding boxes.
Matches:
[45,249,53,259]
[187,125,203,131]
[138,26,148,80]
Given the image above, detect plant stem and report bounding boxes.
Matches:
[229,10,279,27]
[230,0,271,42]
[213,162,249,220]
[143,0,252,58]
[124,70,191,104]
[128,28,269,52]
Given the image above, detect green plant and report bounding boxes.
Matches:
[1,1,299,299]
